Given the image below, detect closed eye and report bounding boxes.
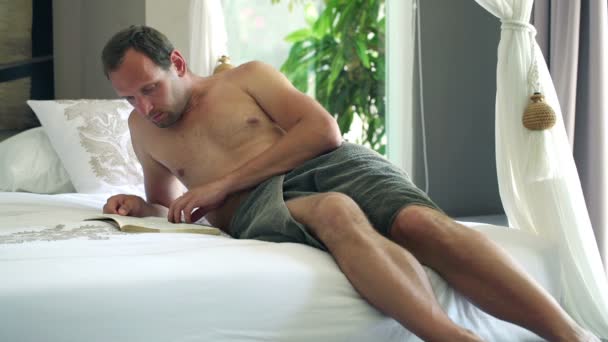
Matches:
[142,83,158,95]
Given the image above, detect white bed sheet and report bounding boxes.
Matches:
[0,192,560,341]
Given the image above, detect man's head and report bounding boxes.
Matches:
[102,25,192,128]
[102,25,174,78]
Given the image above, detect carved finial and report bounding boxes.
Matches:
[213,55,234,74]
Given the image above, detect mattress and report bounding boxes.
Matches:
[0,192,560,341]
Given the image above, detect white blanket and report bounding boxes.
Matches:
[0,192,558,341]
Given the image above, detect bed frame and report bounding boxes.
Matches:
[0,0,52,141]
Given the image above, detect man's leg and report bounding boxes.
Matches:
[285,192,482,342]
[389,205,597,342]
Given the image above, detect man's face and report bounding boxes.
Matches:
[109,49,189,128]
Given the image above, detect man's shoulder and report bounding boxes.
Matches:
[127,109,141,129]
[127,110,152,140]
[207,61,262,83]
[238,60,268,69]
[229,61,284,89]
[233,60,277,76]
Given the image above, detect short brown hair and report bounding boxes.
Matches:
[101,25,174,78]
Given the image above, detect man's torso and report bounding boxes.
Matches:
[133,70,284,229]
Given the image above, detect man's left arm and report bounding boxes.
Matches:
[169,61,342,223]
[228,61,343,187]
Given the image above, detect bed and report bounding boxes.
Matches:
[0,1,602,339]
[0,189,561,342]
[0,9,565,338]
[0,104,561,341]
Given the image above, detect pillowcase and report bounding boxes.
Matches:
[27,99,145,196]
[0,127,75,194]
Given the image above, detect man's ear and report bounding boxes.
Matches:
[170,50,187,77]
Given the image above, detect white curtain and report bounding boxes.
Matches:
[473,0,608,337]
[188,0,228,76]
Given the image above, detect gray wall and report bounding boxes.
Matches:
[53,1,192,99]
[412,0,503,217]
[145,0,190,58]
[53,0,146,99]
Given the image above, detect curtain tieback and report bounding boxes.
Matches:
[501,19,537,35]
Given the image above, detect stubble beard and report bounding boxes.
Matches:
[153,89,191,128]
[153,111,181,128]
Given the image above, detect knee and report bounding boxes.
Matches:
[391,205,489,259]
[311,192,367,242]
[390,206,490,262]
[314,192,361,226]
[390,206,440,242]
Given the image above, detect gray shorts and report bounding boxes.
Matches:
[228,142,441,250]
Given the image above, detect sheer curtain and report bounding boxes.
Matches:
[473,0,608,337]
[533,0,608,276]
[188,0,228,76]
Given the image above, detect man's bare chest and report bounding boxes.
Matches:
[145,101,282,187]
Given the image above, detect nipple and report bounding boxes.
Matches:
[246,117,260,125]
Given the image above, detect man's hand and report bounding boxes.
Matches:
[103,194,148,217]
[168,178,231,223]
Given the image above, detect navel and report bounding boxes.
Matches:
[246,117,260,125]
[177,168,185,177]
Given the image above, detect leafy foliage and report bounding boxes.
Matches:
[274,0,386,154]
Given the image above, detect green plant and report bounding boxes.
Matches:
[274,0,386,154]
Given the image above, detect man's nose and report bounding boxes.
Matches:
[135,97,153,116]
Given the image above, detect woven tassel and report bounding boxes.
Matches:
[522,92,556,130]
[524,129,557,182]
[213,55,234,74]
[522,92,558,182]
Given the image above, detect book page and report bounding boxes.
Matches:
[86,214,221,235]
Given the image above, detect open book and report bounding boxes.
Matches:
[85,214,222,235]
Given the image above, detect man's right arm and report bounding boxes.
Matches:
[103,113,182,217]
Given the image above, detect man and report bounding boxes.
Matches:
[101,26,597,342]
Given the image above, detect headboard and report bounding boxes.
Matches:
[0,0,53,141]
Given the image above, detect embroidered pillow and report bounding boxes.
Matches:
[27,99,144,196]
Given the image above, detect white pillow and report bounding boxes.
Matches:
[27,99,145,196]
[0,127,75,194]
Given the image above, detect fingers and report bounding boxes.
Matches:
[103,196,121,214]
[168,197,179,223]
[183,203,194,223]
[169,195,190,223]
[117,203,130,216]
[168,194,207,224]
[103,195,132,216]
[168,197,180,223]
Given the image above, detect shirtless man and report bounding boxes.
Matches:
[101,26,597,342]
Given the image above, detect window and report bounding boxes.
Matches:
[222,0,389,155]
